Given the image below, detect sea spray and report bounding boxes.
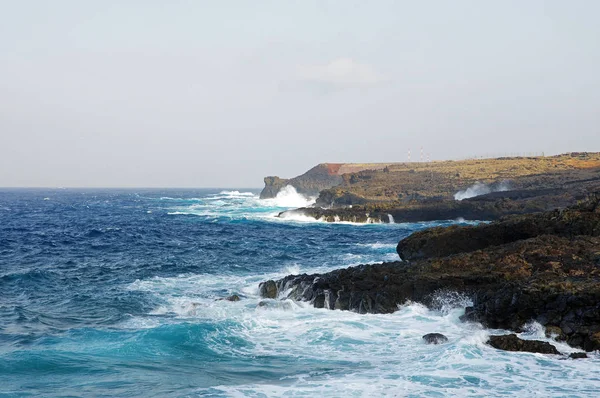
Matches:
[454,180,511,201]
[261,185,316,208]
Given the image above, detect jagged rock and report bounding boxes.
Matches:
[569,352,588,359]
[422,333,448,344]
[225,294,240,302]
[258,280,278,299]
[487,334,560,354]
[545,326,565,340]
[397,201,600,261]
[260,164,347,199]
[260,176,289,199]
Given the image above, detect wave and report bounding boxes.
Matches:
[159,196,204,201]
[260,185,315,208]
[218,191,256,197]
[356,242,397,249]
[126,270,596,396]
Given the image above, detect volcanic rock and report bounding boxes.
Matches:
[422,333,449,344]
[259,196,600,351]
[258,280,278,299]
[569,352,588,359]
[397,198,600,261]
[487,334,560,354]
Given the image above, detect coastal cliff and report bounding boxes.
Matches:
[273,153,600,223]
[259,195,600,351]
[314,153,600,207]
[259,163,394,199]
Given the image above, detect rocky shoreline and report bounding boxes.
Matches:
[259,195,600,352]
[278,183,600,223]
[267,153,600,224]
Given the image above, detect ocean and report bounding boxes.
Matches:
[1,188,598,397]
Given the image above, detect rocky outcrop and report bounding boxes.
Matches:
[569,352,588,359]
[259,196,600,351]
[422,333,448,344]
[397,195,600,261]
[260,176,290,199]
[281,184,599,224]
[258,280,278,299]
[487,334,560,354]
[261,163,386,199]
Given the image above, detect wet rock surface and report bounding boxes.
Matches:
[258,280,278,299]
[487,334,560,355]
[260,196,600,351]
[422,333,449,344]
[569,352,588,359]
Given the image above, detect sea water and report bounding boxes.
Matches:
[0,188,598,397]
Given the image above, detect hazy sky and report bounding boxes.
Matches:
[1,1,599,187]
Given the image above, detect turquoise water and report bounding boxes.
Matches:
[1,188,598,397]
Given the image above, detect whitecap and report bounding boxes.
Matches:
[260,185,316,208]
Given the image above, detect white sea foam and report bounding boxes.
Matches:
[276,211,326,223]
[356,242,397,250]
[218,190,256,197]
[125,258,600,397]
[261,185,316,208]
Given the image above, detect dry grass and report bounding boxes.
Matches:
[325,153,600,202]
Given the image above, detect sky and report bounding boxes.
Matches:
[1,0,599,188]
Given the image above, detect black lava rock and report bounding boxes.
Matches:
[487,334,560,355]
[422,333,449,344]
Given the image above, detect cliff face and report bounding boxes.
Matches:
[259,163,393,199]
[315,153,600,207]
[260,176,290,199]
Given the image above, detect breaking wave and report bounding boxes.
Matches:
[261,185,316,208]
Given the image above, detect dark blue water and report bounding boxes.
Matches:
[1,189,598,397]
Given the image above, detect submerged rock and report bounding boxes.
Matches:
[422,333,448,344]
[216,294,241,302]
[487,334,560,355]
[256,299,295,310]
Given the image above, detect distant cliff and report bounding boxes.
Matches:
[314,153,600,207]
[259,163,393,199]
